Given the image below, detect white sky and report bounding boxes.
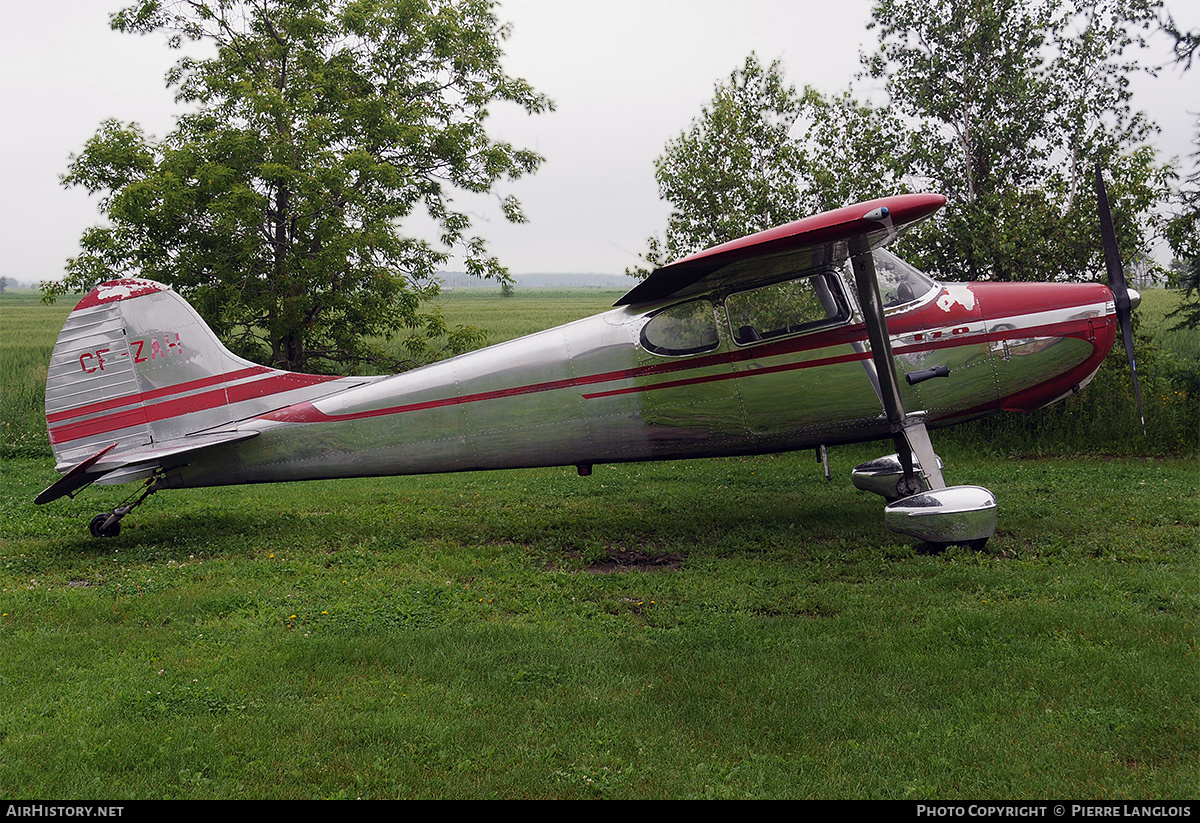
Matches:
[1,0,1196,284]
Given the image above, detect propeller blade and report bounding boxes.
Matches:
[1093,163,1145,433]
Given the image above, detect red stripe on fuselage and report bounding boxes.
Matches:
[261,312,1103,426]
[581,350,869,399]
[257,323,876,424]
[51,303,1110,439]
[47,369,340,444]
[585,315,1104,400]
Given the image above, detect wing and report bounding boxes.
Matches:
[616,193,946,307]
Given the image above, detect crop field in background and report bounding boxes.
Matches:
[0,286,1196,799]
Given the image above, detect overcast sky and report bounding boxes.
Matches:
[1,0,1196,284]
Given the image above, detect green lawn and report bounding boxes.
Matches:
[1,450,1195,798]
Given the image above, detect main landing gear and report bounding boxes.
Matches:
[851,451,997,549]
[87,476,163,539]
[848,236,997,550]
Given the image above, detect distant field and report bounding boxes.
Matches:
[1139,287,1199,363]
[0,291,72,457]
[431,287,626,344]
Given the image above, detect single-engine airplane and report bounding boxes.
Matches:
[37,172,1142,547]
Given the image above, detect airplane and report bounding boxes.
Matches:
[36,172,1141,548]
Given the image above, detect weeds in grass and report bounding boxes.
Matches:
[1,451,1196,798]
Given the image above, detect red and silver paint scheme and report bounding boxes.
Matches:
[37,194,1125,544]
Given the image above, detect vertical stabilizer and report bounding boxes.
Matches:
[44,279,355,472]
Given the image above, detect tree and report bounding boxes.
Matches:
[1163,139,1199,329]
[631,54,808,274]
[1161,8,1199,68]
[633,54,913,275]
[1161,9,1200,329]
[790,86,914,213]
[48,0,552,373]
[642,1,1173,287]
[862,0,1170,282]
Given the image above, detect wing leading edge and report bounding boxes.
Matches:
[616,193,946,307]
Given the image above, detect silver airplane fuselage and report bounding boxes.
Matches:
[158,268,1117,491]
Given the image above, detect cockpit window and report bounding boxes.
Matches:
[640,299,719,356]
[847,248,938,309]
[726,272,847,346]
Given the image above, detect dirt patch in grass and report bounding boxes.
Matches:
[586,549,683,574]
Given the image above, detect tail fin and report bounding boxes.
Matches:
[45,278,349,473]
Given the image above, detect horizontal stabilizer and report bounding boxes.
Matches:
[86,430,260,474]
[35,443,118,504]
[37,430,259,504]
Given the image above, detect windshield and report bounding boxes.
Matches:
[846,249,938,310]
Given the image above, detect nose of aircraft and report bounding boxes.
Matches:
[969,280,1118,413]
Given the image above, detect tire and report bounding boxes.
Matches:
[89,514,120,539]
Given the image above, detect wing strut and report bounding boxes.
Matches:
[848,235,945,495]
[848,226,996,547]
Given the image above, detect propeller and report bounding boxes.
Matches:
[1093,163,1145,433]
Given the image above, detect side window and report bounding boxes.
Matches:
[727,273,846,345]
[640,299,719,356]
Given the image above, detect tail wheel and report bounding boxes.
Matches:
[89,514,120,539]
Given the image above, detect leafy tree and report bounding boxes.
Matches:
[1164,156,1199,329]
[642,1,1172,287]
[48,0,552,373]
[633,54,913,276]
[791,87,914,214]
[631,54,808,274]
[1161,8,1199,68]
[863,0,1169,282]
[1161,9,1199,329]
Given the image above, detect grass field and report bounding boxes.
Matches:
[0,286,1196,799]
